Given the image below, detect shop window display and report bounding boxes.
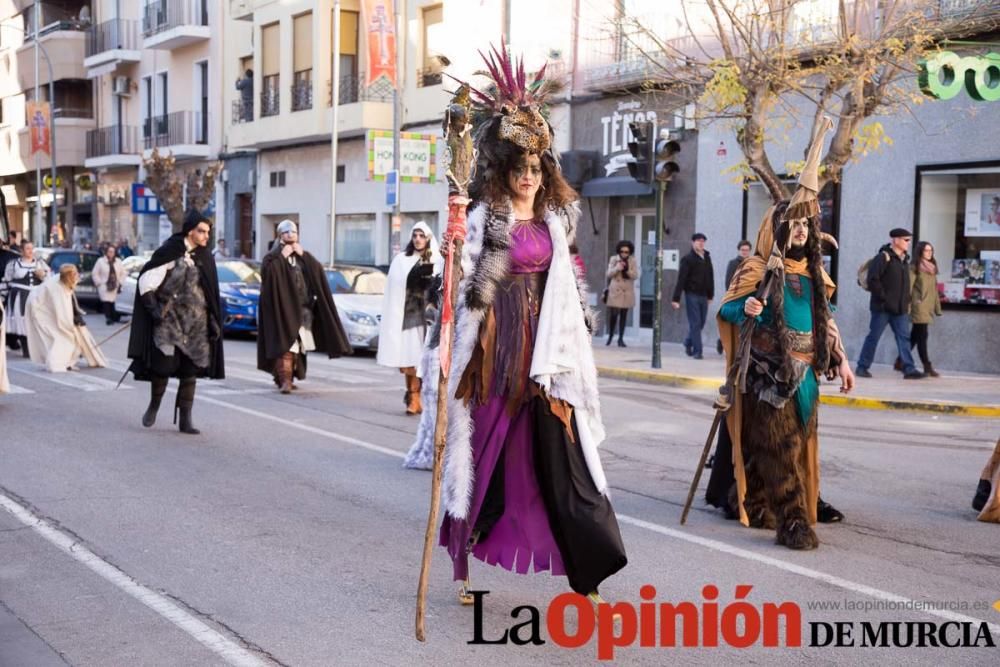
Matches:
[915,164,1000,309]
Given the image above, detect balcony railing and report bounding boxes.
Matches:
[232,99,253,124]
[291,71,313,111]
[143,111,208,149]
[416,68,443,88]
[86,125,140,159]
[25,106,93,122]
[261,76,280,117]
[22,2,90,41]
[143,0,209,37]
[86,18,139,57]
[327,74,394,106]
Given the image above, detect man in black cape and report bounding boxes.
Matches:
[257,219,351,393]
[127,209,224,434]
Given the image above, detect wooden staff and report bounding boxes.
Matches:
[415,88,473,642]
[679,260,781,525]
[95,320,132,347]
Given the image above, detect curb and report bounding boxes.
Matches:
[596,366,1000,417]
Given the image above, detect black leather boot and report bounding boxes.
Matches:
[973,479,991,512]
[142,376,168,428]
[174,378,200,435]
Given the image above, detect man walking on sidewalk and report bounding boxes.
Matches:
[856,228,923,380]
[717,239,752,354]
[672,233,714,359]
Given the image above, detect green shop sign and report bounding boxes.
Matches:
[919,51,1000,101]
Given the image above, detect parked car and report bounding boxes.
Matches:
[34,248,100,307]
[116,257,261,335]
[217,259,261,333]
[325,264,386,351]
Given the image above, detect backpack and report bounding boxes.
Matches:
[857,251,890,291]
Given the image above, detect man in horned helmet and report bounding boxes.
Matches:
[712,118,854,550]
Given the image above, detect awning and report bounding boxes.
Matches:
[581,176,652,198]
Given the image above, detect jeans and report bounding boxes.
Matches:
[856,309,916,373]
[683,293,708,356]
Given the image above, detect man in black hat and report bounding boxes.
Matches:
[856,228,923,379]
[671,232,714,359]
[126,209,225,434]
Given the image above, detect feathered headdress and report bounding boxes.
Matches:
[451,40,565,154]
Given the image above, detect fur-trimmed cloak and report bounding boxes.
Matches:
[441,199,607,520]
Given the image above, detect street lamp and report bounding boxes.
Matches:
[0,7,58,248]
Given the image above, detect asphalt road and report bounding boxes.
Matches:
[1,316,998,666]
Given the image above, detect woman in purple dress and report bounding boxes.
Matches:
[439,47,627,604]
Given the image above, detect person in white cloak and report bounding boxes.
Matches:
[25,264,107,373]
[92,245,128,325]
[376,222,442,414]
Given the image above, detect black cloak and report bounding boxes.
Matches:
[126,233,225,382]
[256,247,351,376]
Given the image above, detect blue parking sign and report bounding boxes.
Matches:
[385,169,398,207]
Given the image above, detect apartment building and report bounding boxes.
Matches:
[83,0,223,251]
[0,0,97,246]
[221,0,577,265]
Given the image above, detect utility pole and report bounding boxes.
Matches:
[652,179,666,369]
[329,0,341,264]
[33,1,41,246]
[390,0,404,255]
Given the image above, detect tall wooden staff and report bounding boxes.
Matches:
[415,86,474,642]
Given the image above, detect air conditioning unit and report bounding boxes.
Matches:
[113,76,131,97]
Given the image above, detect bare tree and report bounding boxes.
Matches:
[142,149,222,229]
[610,0,1000,202]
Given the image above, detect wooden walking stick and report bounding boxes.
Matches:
[415,86,474,642]
[679,262,781,525]
[95,320,132,347]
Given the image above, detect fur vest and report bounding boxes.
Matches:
[441,199,607,520]
[154,260,210,368]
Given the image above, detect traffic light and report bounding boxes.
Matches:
[654,132,681,182]
[627,121,654,184]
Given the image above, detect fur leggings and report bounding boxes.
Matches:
[740,392,817,533]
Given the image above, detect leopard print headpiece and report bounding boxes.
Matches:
[452,41,564,155]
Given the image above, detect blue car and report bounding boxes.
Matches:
[217,260,261,333]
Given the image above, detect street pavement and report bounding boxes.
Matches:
[1,314,998,666]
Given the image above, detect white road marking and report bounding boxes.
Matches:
[4,383,35,394]
[196,392,1000,634]
[8,366,130,392]
[0,494,269,667]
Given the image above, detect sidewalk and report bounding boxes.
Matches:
[593,339,1000,417]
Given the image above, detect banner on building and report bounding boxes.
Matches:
[367,130,437,183]
[27,101,51,155]
[361,0,397,88]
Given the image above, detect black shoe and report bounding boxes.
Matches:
[856,367,872,378]
[617,339,626,347]
[893,358,903,372]
[817,497,845,523]
[716,339,724,355]
[903,370,925,380]
[685,343,693,357]
[606,336,613,346]
[693,354,703,360]
[973,479,991,512]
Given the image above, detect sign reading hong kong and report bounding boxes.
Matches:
[919,51,1000,101]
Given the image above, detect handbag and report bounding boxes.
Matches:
[601,276,611,304]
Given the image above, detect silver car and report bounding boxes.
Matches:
[324,265,386,351]
[115,255,151,316]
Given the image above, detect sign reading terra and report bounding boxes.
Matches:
[918,51,1000,101]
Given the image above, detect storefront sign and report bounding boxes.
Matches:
[361,0,397,88]
[918,51,1000,101]
[367,130,437,183]
[131,183,165,215]
[600,101,658,176]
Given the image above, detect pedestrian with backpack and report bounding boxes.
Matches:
[855,228,924,379]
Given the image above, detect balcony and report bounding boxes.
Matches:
[15,7,88,87]
[327,74,394,106]
[84,19,141,72]
[84,125,142,169]
[143,111,210,159]
[291,71,313,112]
[142,0,210,50]
[416,68,443,88]
[17,107,95,168]
[261,76,280,117]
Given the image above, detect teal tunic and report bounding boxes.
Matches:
[719,277,818,425]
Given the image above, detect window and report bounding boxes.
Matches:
[196,61,208,143]
[261,22,280,116]
[292,12,313,111]
[915,163,1000,310]
[333,10,360,104]
[269,171,286,187]
[336,165,345,183]
[141,75,152,137]
[419,5,444,87]
[335,214,376,265]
